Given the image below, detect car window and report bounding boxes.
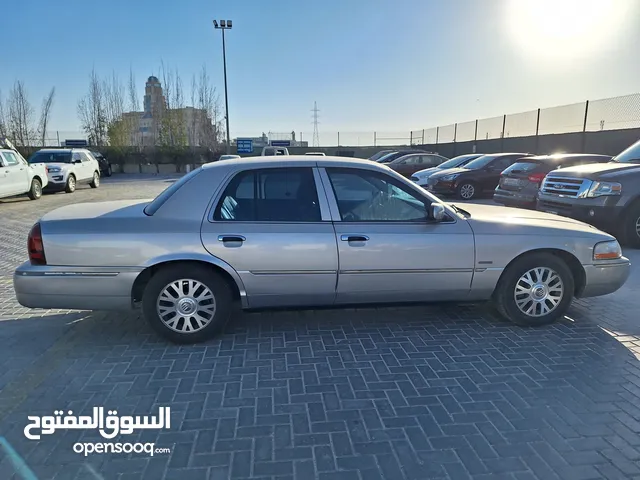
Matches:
[425,155,442,167]
[491,157,515,170]
[80,152,92,162]
[326,168,430,222]
[214,167,321,222]
[2,151,20,166]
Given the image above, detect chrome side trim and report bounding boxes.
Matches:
[248,270,337,275]
[339,268,475,274]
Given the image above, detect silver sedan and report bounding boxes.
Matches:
[14,156,630,343]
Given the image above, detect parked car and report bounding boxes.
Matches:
[218,155,241,161]
[0,138,48,201]
[368,150,396,161]
[375,150,427,163]
[536,138,640,246]
[494,154,611,209]
[305,152,326,156]
[261,146,289,156]
[90,151,113,177]
[426,153,531,200]
[27,148,101,193]
[386,153,449,178]
[411,153,482,186]
[14,156,629,344]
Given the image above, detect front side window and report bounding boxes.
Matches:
[2,151,20,166]
[214,167,321,222]
[326,168,430,222]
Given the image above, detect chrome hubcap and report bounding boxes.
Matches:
[157,279,216,333]
[94,174,99,186]
[69,178,75,189]
[34,183,41,196]
[514,267,564,317]
[635,216,640,238]
[460,184,474,199]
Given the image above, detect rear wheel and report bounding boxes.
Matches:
[64,175,76,193]
[90,171,100,188]
[27,178,42,200]
[493,253,574,327]
[622,203,640,248]
[105,165,112,177]
[457,181,477,200]
[142,265,234,344]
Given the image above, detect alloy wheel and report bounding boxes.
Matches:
[156,279,217,333]
[635,216,640,239]
[513,267,564,317]
[460,184,475,199]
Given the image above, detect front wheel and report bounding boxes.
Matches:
[27,179,42,200]
[622,203,640,248]
[64,175,76,193]
[493,253,574,327]
[90,171,100,188]
[142,265,234,344]
[457,182,476,200]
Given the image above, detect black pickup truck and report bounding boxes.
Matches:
[536,138,640,246]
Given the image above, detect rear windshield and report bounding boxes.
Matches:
[501,160,542,174]
[144,168,201,216]
[28,151,72,164]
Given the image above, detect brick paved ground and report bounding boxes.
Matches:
[0,174,639,480]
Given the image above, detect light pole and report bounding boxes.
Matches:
[213,19,232,153]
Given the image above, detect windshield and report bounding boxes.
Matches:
[462,154,498,170]
[612,139,640,163]
[369,150,393,161]
[376,152,398,163]
[438,154,479,169]
[28,151,72,164]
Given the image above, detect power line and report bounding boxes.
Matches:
[311,101,320,147]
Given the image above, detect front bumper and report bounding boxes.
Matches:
[579,258,631,298]
[43,173,68,191]
[536,194,623,234]
[13,262,140,311]
[425,180,457,196]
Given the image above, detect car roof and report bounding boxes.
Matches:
[519,153,611,161]
[201,155,380,170]
[35,148,84,153]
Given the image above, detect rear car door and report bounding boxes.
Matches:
[320,166,475,304]
[200,166,338,308]
[79,152,95,181]
[0,151,30,197]
[480,156,520,192]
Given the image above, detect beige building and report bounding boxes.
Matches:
[121,76,217,147]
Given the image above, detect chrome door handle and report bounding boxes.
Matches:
[218,235,246,242]
[341,234,369,242]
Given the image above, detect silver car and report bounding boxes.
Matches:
[14,156,630,344]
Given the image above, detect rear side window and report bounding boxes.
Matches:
[214,167,321,222]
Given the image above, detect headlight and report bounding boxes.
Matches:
[440,174,459,181]
[593,240,622,260]
[586,181,621,197]
[47,167,61,173]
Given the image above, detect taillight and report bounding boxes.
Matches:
[528,172,546,184]
[27,222,46,265]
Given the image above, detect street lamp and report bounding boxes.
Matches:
[213,19,232,153]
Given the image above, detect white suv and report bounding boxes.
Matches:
[28,148,101,193]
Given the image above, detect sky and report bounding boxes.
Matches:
[2,0,639,145]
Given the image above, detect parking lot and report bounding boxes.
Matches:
[1,174,640,480]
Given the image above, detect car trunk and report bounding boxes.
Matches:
[498,159,550,192]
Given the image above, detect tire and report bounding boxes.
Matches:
[622,202,640,248]
[457,182,477,200]
[105,165,112,177]
[142,265,234,344]
[64,174,76,193]
[27,178,42,200]
[492,252,574,327]
[90,171,100,189]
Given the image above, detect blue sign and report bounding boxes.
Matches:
[236,138,253,154]
[270,140,291,147]
[63,139,88,147]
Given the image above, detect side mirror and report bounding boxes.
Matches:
[429,202,446,222]
[73,159,82,164]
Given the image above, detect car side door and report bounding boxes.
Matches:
[479,156,516,192]
[200,166,339,308]
[0,151,30,196]
[319,166,475,304]
[79,152,95,181]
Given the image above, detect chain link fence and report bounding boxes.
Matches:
[410,93,640,146]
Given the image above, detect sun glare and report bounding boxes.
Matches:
[505,0,635,61]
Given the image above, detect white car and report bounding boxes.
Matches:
[0,145,49,201]
[218,155,241,161]
[28,149,101,193]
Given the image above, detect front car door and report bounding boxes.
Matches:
[0,151,29,197]
[318,165,475,304]
[200,166,339,308]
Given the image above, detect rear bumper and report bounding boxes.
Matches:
[13,262,140,311]
[579,258,631,298]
